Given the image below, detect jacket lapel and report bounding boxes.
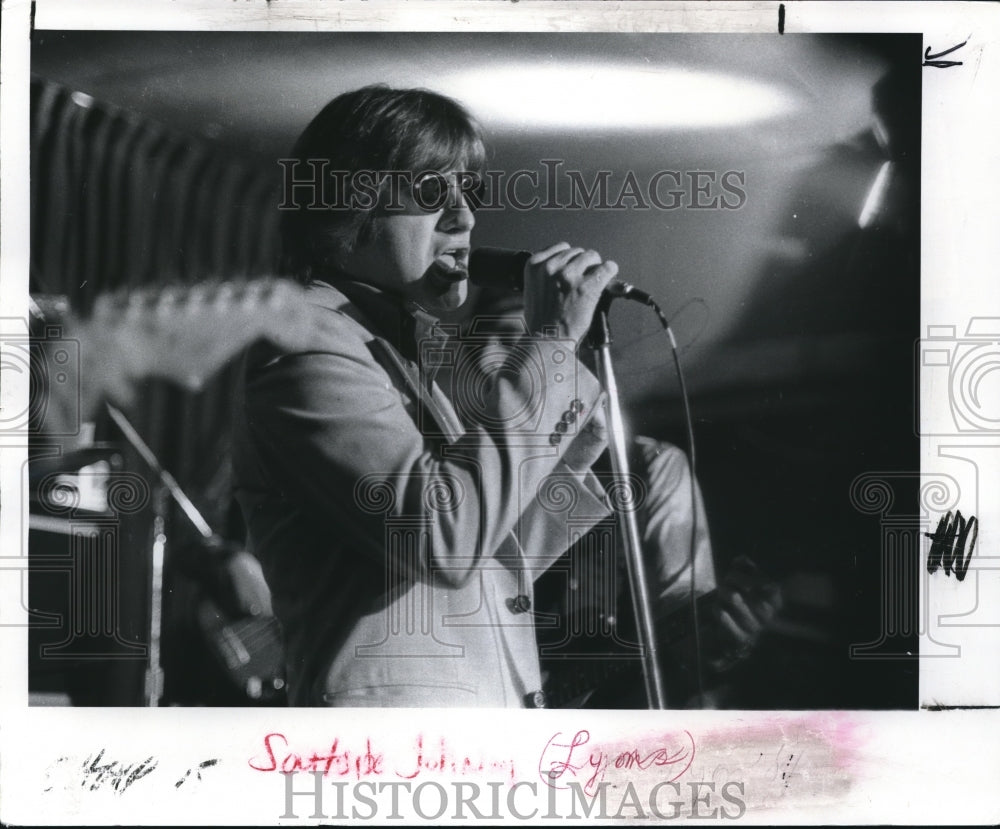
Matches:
[310,279,463,444]
[368,337,464,444]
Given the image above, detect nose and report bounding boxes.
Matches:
[437,188,476,233]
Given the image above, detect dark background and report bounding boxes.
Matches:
[28,33,920,708]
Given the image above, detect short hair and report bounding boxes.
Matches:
[279,84,487,282]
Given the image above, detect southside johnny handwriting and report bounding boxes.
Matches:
[248,732,517,781]
[253,727,747,820]
[247,728,699,789]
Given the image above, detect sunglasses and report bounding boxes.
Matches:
[411,171,486,213]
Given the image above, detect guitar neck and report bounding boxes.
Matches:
[30,279,313,436]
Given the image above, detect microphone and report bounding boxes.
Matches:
[469,247,654,306]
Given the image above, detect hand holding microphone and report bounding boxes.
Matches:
[526,243,619,345]
[470,246,659,347]
[470,244,618,346]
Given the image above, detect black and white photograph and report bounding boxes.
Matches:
[1,1,998,825]
[23,28,922,710]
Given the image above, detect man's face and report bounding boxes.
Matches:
[343,171,476,314]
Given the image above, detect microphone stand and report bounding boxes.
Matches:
[587,293,668,710]
[105,403,216,707]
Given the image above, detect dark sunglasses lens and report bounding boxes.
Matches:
[414,172,484,212]
[416,175,445,208]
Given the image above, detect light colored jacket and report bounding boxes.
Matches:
[232,279,610,706]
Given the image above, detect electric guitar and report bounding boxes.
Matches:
[29,277,315,704]
[538,554,782,709]
[30,277,318,437]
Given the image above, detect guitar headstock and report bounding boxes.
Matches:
[88,277,313,392]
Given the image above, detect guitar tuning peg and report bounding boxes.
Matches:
[257,279,279,308]
[264,279,292,306]
[248,281,269,307]
[233,279,256,308]
[142,289,165,317]
[186,283,210,313]
[213,281,237,308]
[263,281,283,305]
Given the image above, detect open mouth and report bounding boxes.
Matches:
[435,246,470,272]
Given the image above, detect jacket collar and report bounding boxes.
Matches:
[309,277,441,366]
[306,276,463,442]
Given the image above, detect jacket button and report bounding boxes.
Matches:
[524,690,547,708]
[510,594,532,614]
[549,432,562,446]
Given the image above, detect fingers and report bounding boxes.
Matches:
[718,607,752,648]
[530,244,617,290]
[761,582,784,616]
[721,557,783,624]
[531,245,588,286]
[523,241,618,343]
[585,258,619,295]
[528,241,571,264]
[717,582,783,659]
[724,590,763,636]
[553,249,599,284]
[714,565,784,674]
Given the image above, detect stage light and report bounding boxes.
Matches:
[858,160,893,229]
[440,64,802,131]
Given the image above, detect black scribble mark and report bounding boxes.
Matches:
[926,510,978,581]
[175,758,221,788]
[778,4,785,35]
[780,752,799,788]
[80,749,158,794]
[923,39,968,68]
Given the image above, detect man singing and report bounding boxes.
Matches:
[231,85,618,707]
